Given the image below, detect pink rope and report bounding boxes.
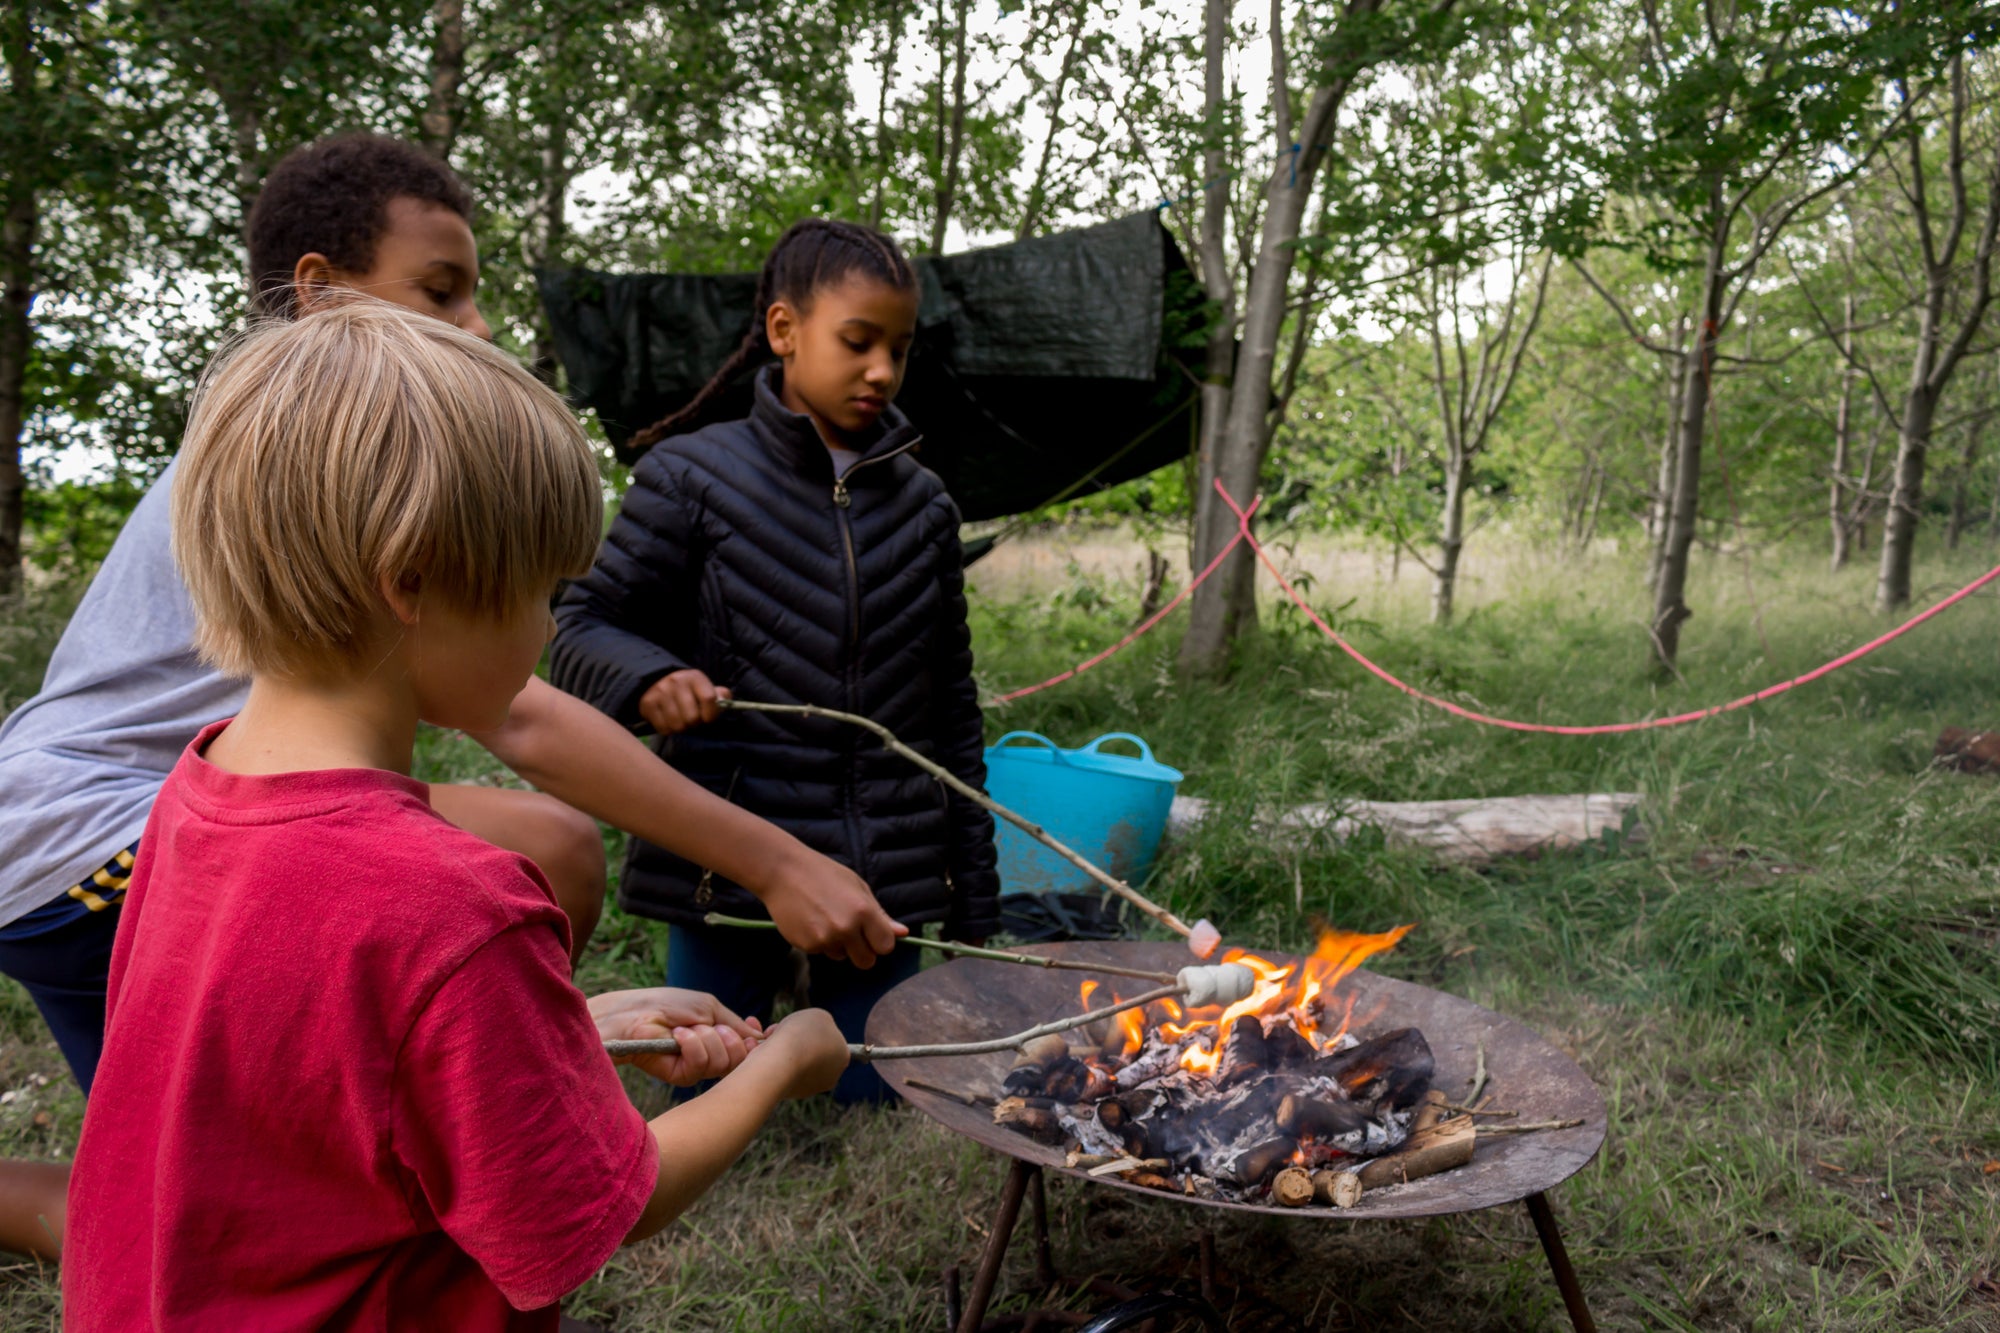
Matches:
[989,495,1263,704]
[1212,482,2000,734]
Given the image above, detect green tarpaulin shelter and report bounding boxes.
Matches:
[537,212,1202,524]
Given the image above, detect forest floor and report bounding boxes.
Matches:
[3,535,2000,1330]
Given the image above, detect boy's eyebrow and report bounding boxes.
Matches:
[424,259,474,287]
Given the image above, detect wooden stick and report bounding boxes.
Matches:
[605,979,1191,1063]
[1466,1040,1489,1107]
[906,1076,993,1106]
[1085,1156,1170,1178]
[1271,1167,1315,1207]
[717,698,1196,939]
[849,981,1188,1061]
[699,912,1178,984]
[1354,1114,1476,1190]
[1477,1117,1584,1135]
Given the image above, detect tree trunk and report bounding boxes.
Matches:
[528,34,570,387]
[419,0,468,162]
[1946,416,1982,550]
[928,0,970,254]
[1651,227,1725,672]
[1877,380,1938,606]
[1432,454,1470,624]
[0,14,33,597]
[1830,293,1857,570]
[1646,319,1686,596]
[1184,0,1235,655]
[1016,0,1087,240]
[866,0,902,229]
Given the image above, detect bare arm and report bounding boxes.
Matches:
[623,1009,848,1241]
[471,676,906,966]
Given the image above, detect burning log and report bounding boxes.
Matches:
[1410,1088,1449,1134]
[1003,1034,1077,1098]
[1274,1092,1372,1140]
[1314,1027,1435,1108]
[1352,1113,1475,1192]
[1218,1135,1298,1188]
[1271,1167,1315,1208]
[1217,1015,1270,1088]
[1310,1168,1363,1207]
[1127,1171,1176,1191]
[993,1096,1065,1143]
[1262,1021,1317,1066]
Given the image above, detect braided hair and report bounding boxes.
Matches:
[627,218,918,452]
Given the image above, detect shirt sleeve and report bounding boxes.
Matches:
[391,923,659,1311]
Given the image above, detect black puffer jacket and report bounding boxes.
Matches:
[550,367,999,938]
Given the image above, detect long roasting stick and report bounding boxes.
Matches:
[714,697,1204,944]
[697,912,1179,985]
[602,971,1250,1062]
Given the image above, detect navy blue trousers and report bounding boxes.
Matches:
[665,925,920,1104]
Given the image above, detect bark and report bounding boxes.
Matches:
[1646,333,1685,595]
[1186,0,1235,637]
[0,15,34,597]
[1183,0,1397,676]
[528,34,571,387]
[1016,0,1088,239]
[1945,418,1979,550]
[419,0,468,162]
[1830,293,1858,570]
[1650,210,1726,672]
[225,94,264,251]
[1424,251,1550,625]
[928,0,971,255]
[1877,60,2000,611]
[1432,455,1469,624]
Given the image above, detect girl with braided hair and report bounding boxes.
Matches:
[551,220,999,1103]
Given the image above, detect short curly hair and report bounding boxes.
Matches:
[246,133,474,318]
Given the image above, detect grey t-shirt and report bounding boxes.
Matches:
[0,458,245,927]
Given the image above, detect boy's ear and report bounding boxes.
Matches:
[765,300,799,358]
[378,571,424,627]
[292,252,340,312]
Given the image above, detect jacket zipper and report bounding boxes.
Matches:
[827,435,920,891]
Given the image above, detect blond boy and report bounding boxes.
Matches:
[62,302,847,1330]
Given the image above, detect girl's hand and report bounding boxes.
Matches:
[591,987,762,1085]
[640,669,731,735]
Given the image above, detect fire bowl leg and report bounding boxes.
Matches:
[958,1160,1036,1333]
[1524,1191,1597,1333]
[1027,1165,1058,1288]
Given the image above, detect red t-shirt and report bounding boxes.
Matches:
[64,721,657,1331]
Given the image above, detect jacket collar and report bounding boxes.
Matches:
[748,363,921,478]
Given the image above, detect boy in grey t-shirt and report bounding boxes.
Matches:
[0,134,903,1261]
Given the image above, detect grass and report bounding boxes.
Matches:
[4,535,2000,1329]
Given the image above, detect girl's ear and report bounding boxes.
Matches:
[766,299,800,358]
[378,571,424,627]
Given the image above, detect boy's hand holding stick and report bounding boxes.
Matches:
[589,987,766,1085]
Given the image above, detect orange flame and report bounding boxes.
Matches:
[1078,924,1413,1078]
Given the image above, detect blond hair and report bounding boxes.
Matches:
[171,298,601,678]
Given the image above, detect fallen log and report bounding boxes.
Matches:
[1271,1167,1315,1208]
[1168,792,1644,866]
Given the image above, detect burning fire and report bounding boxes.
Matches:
[1088,924,1414,1077]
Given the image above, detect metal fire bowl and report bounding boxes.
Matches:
[867,940,1606,1219]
